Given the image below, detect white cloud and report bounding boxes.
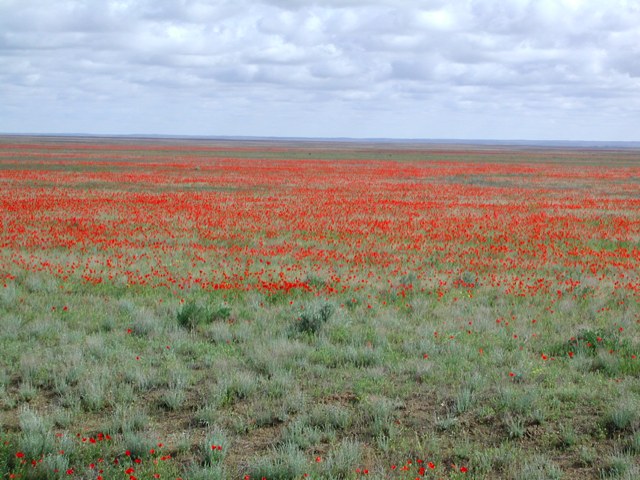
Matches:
[0,0,639,140]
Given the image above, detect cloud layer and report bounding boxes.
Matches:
[1,0,639,140]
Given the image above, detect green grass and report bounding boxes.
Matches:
[1,139,639,478]
[1,282,638,478]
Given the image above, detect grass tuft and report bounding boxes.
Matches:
[294,302,334,336]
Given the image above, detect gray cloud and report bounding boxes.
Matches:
[1,0,639,140]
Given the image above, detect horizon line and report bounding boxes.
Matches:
[1,132,639,149]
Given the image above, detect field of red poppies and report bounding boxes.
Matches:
[1,137,639,479]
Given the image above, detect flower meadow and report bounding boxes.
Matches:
[0,137,639,479]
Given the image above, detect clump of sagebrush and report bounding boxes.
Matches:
[504,413,526,439]
[281,418,332,450]
[293,302,334,335]
[600,453,638,479]
[18,381,37,402]
[556,424,578,449]
[322,438,364,478]
[18,406,56,459]
[305,403,351,431]
[108,404,149,434]
[176,299,231,330]
[193,403,220,428]
[217,369,260,406]
[513,454,563,480]
[201,426,229,466]
[159,366,189,410]
[454,387,475,415]
[245,442,307,480]
[185,464,226,480]
[359,395,400,439]
[78,370,109,412]
[629,431,640,454]
[602,402,637,435]
[131,306,164,337]
[123,432,156,460]
[251,401,289,428]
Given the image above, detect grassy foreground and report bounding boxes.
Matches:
[0,137,639,479]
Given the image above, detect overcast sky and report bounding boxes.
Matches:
[1,0,639,141]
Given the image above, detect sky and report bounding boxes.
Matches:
[1,0,639,141]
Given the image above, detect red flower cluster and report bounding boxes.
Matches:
[1,142,638,301]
